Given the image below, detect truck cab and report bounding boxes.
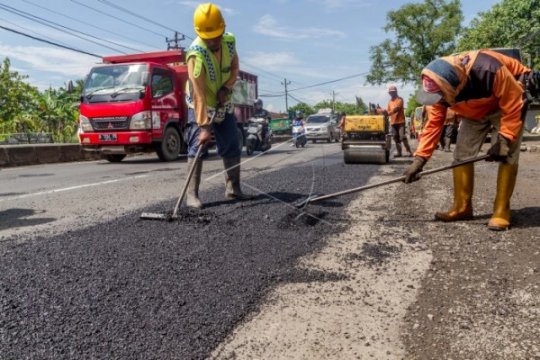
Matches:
[79,51,188,162]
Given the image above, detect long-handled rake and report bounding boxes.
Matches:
[294,154,490,210]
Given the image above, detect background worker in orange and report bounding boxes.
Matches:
[403,49,531,231]
[439,108,457,152]
[384,85,413,157]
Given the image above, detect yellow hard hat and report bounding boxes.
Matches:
[193,3,225,39]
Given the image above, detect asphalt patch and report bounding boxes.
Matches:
[0,156,381,359]
[280,210,328,228]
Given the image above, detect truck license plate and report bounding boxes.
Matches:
[99,133,117,141]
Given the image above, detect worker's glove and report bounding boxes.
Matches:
[403,156,427,184]
[487,134,511,163]
[197,126,212,146]
[217,86,232,106]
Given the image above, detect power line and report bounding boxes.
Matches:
[70,0,167,39]
[166,32,185,50]
[0,24,101,58]
[289,93,311,104]
[0,2,128,54]
[288,72,367,92]
[21,0,159,51]
[260,72,368,97]
[258,93,285,98]
[0,16,75,50]
[241,62,284,82]
[97,0,193,41]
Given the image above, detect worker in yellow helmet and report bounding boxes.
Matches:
[185,3,252,209]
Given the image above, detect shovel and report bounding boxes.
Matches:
[295,154,490,209]
[140,110,219,221]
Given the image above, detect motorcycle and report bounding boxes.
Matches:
[245,117,272,155]
[292,123,307,148]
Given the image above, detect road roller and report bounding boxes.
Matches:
[341,113,391,164]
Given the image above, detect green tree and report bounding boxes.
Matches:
[0,57,82,142]
[355,96,368,114]
[0,58,39,133]
[458,0,540,68]
[288,103,315,118]
[405,93,421,117]
[366,0,463,85]
[37,87,80,142]
[313,99,367,115]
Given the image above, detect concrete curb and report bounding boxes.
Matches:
[0,144,102,168]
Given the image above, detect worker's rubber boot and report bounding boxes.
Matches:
[223,156,254,200]
[488,163,518,231]
[394,143,402,157]
[439,138,446,151]
[186,157,203,209]
[435,163,474,222]
[444,142,452,152]
[403,138,413,157]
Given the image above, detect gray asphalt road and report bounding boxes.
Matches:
[0,141,338,242]
[1,141,394,359]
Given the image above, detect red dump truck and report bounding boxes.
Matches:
[78,50,257,162]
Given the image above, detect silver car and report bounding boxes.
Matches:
[305,114,339,143]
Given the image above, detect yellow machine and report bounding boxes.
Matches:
[341,105,391,164]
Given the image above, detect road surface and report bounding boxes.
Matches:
[1,141,539,360]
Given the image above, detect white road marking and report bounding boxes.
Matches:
[0,174,149,203]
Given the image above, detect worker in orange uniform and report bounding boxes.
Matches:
[403,49,531,231]
[184,3,252,209]
[384,85,413,157]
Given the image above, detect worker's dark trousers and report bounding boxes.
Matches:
[391,123,411,154]
[440,124,455,149]
[185,108,241,159]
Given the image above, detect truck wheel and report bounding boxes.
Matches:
[157,126,181,161]
[105,154,126,163]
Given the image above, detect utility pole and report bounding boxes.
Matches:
[332,90,336,113]
[166,32,185,50]
[282,78,291,112]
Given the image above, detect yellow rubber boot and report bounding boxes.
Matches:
[435,163,474,222]
[488,163,518,231]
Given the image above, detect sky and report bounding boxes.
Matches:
[0,0,500,113]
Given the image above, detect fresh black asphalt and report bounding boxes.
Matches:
[1,151,386,359]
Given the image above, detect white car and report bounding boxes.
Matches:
[305,114,339,143]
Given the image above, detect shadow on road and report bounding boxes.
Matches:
[512,206,540,229]
[448,207,540,229]
[0,208,56,231]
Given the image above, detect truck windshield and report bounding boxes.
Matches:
[83,64,147,103]
[306,116,330,124]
